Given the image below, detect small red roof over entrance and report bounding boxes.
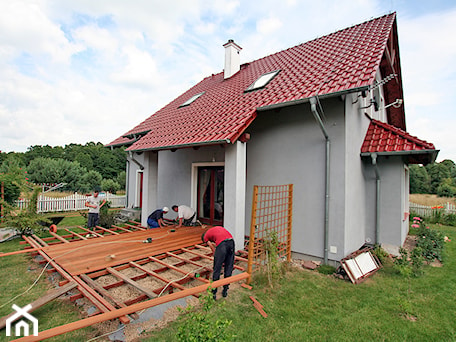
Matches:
[361,119,438,164]
[108,13,400,151]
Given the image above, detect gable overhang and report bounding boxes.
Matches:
[379,17,406,130]
[361,149,439,165]
[126,139,232,153]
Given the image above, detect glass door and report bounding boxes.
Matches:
[197,166,224,225]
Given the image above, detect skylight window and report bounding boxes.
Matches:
[179,92,205,107]
[245,70,280,92]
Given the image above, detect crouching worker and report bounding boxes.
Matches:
[147,207,169,228]
[202,226,235,300]
[172,204,196,227]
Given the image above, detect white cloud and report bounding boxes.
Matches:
[256,16,282,34]
[0,0,455,165]
[0,0,81,63]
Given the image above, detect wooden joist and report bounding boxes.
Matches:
[107,267,157,299]
[14,273,250,342]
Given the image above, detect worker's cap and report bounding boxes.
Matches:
[163,206,169,213]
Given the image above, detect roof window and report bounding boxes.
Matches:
[179,92,205,107]
[245,70,280,92]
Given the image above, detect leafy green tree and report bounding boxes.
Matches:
[116,171,126,190]
[409,165,431,193]
[440,159,456,178]
[27,157,88,191]
[0,173,22,204]
[79,170,103,193]
[425,162,451,194]
[75,152,93,170]
[24,145,64,164]
[437,178,456,197]
[0,153,26,172]
[101,178,120,193]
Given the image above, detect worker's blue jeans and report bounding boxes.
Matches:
[147,218,159,228]
[212,239,235,292]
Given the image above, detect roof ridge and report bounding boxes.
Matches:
[242,12,396,67]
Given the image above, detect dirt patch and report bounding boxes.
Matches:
[403,235,417,252]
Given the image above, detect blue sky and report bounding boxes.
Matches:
[1,0,455,162]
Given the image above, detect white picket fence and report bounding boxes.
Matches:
[15,192,126,213]
[409,202,456,218]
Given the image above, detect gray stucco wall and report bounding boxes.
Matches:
[343,94,376,256]
[125,87,407,261]
[245,97,352,261]
[378,156,408,246]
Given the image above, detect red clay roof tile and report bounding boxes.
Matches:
[108,13,400,151]
[361,119,435,153]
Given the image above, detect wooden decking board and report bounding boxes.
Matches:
[6,225,250,340]
[44,226,208,275]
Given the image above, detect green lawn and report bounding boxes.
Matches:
[1,222,455,341]
[145,223,456,342]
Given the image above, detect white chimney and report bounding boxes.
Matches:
[223,39,242,79]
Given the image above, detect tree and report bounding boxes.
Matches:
[409,165,430,193]
[440,159,456,178]
[116,171,126,190]
[101,178,120,193]
[80,170,103,193]
[425,162,451,194]
[27,157,88,191]
[436,178,456,197]
[75,152,93,170]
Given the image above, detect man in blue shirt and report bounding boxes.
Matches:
[147,207,169,228]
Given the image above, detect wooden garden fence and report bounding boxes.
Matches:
[247,184,293,278]
[409,202,456,218]
[14,192,126,213]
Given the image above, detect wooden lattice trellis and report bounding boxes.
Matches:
[247,184,293,278]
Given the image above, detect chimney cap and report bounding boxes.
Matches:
[223,39,242,50]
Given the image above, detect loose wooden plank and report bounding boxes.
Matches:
[250,296,268,318]
[0,282,77,330]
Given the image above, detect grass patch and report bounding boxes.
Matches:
[146,223,456,341]
[0,239,97,341]
[2,219,455,341]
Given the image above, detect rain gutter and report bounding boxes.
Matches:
[128,151,144,170]
[128,139,231,153]
[370,153,381,244]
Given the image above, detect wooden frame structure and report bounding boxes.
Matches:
[247,184,293,279]
[1,222,249,340]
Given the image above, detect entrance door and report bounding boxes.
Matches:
[197,166,224,225]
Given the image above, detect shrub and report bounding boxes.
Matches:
[372,245,389,265]
[176,288,234,342]
[415,223,444,262]
[393,248,413,277]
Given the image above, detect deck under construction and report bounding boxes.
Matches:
[1,223,249,341]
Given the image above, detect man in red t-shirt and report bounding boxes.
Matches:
[202,226,235,299]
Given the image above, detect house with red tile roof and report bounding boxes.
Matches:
[108,13,438,263]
